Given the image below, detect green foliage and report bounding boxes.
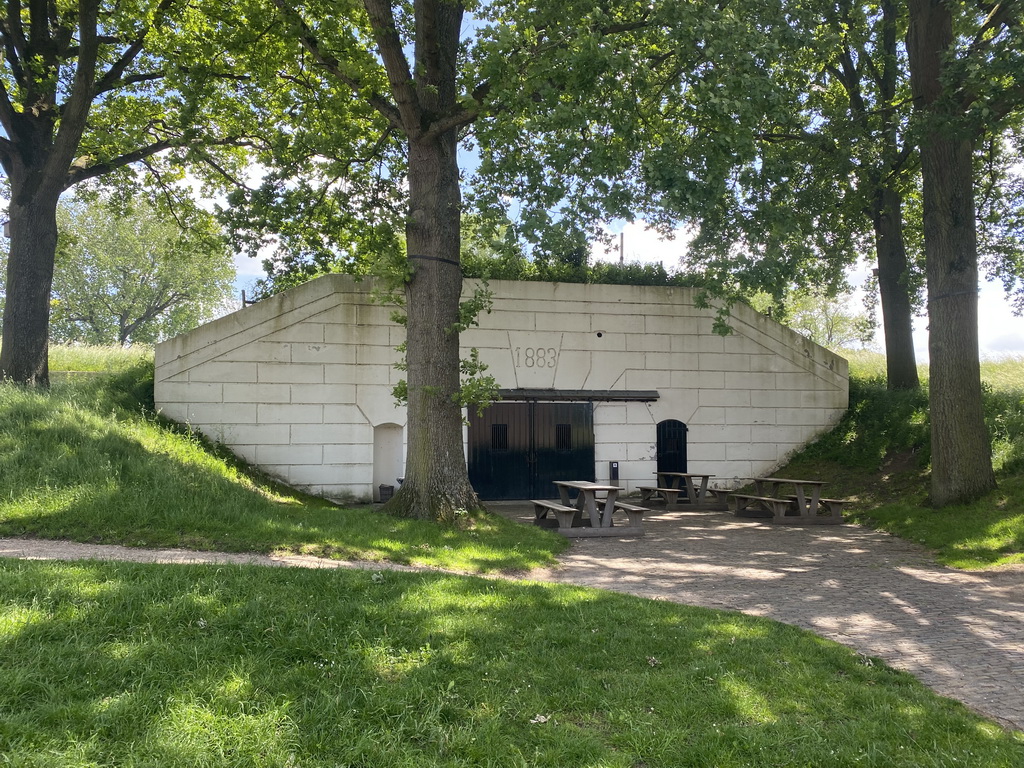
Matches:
[983,380,1024,475]
[756,286,875,351]
[0,360,565,573]
[800,376,932,470]
[40,195,235,346]
[2,559,1022,765]
[977,129,1024,310]
[461,251,704,289]
[471,0,858,301]
[215,0,407,302]
[455,348,499,418]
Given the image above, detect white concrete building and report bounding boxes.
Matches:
[155,274,848,502]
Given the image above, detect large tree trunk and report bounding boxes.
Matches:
[907,0,995,506]
[871,186,920,390]
[384,132,480,521]
[0,181,61,387]
[375,0,480,522]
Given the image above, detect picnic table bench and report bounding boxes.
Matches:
[638,485,688,504]
[729,494,793,518]
[639,473,720,508]
[730,477,847,524]
[612,501,649,527]
[535,481,648,537]
[530,499,580,529]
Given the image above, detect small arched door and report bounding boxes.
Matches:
[656,419,687,475]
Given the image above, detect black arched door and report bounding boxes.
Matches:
[656,419,687,475]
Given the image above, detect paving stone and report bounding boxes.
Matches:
[495,504,1024,732]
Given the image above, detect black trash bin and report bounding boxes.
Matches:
[379,484,394,503]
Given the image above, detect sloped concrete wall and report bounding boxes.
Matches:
[155,275,848,502]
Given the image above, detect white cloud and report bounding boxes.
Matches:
[590,220,693,269]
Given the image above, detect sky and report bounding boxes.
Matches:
[588,220,1024,361]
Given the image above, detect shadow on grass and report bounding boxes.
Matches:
[0,559,1020,767]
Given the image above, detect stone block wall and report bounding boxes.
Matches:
[155,275,848,502]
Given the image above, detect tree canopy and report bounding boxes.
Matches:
[44,196,235,346]
[0,0,261,384]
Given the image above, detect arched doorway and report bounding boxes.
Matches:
[656,419,687,475]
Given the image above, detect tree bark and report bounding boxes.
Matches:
[871,186,920,390]
[384,132,480,521]
[907,0,995,505]
[0,178,61,387]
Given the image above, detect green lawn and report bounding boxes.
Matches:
[2,558,1021,767]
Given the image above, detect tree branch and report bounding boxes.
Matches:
[421,107,478,142]
[0,77,18,139]
[3,0,27,63]
[363,0,421,135]
[93,0,179,95]
[62,139,172,188]
[0,9,29,89]
[967,0,1017,56]
[47,0,102,183]
[64,134,255,188]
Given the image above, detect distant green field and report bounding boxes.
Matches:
[50,343,154,372]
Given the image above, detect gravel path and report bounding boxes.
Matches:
[2,507,1022,732]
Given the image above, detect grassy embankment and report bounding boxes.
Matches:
[2,346,567,573]
[772,349,1024,569]
[0,346,1022,763]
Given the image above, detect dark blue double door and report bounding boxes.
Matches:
[468,402,595,500]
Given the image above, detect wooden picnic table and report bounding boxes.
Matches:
[752,477,828,517]
[655,472,714,505]
[553,480,624,528]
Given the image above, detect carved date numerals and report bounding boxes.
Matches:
[513,347,558,368]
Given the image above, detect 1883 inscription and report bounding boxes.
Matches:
[512,346,558,368]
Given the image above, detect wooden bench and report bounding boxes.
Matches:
[705,488,732,509]
[530,499,579,529]
[613,501,650,526]
[729,494,794,518]
[638,486,687,504]
[782,495,848,524]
